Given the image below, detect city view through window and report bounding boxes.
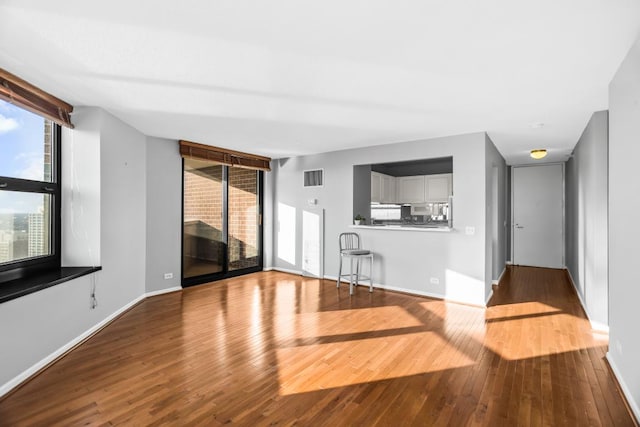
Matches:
[0,100,52,265]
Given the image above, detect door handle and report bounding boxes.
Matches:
[515,224,524,229]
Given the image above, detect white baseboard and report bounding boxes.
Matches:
[324,274,355,285]
[145,286,182,298]
[271,270,489,307]
[323,274,487,307]
[377,283,441,300]
[485,288,494,305]
[606,353,640,423]
[587,320,609,333]
[0,293,146,399]
[270,267,327,279]
[0,285,187,399]
[270,267,303,276]
[564,268,609,333]
[492,266,507,286]
[324,274,382,289]
[377,283,487,307]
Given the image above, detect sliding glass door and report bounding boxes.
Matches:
[227,167,261,271]
[182,158,262,286]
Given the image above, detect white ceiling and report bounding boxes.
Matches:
[1,1,639,164]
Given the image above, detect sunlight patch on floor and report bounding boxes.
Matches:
[276,331,475,395]
[485,301,560,321]
[482,304,602,360]
[417,300,486,334]
[274,305,424,342]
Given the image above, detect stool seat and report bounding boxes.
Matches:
[337,232,374,295]
[342,249,371,256]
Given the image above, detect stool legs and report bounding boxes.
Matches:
[368,254,373,292]
[349,256,355,295]
[337,254,373,295]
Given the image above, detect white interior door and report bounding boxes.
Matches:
[512,164,564,268]
[302,208,324,278]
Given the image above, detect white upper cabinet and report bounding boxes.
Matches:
[377,172,452,204]
[398,176,426,203]
[381,174,396,203]
[396,173,452,203]
[371,172,382,203]
[371,172,396,203]
[425,173,452,202]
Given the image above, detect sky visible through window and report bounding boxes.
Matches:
[0,99,48,215]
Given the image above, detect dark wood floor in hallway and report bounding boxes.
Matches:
[0,267,635,426]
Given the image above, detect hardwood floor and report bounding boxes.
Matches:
[0,266,635,426]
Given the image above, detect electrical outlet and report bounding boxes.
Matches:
[430,277,440,285]
[616,340,623,355]
[164,273,173,280]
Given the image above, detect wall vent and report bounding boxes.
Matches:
[303,169,324,187]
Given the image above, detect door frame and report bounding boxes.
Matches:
[181,159,264,287]
[510,163,565,268]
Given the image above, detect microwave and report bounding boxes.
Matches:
[410,203,431,216]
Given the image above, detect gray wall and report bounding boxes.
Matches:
[352,164,371,221]
[271,132,503,306]
[485,134,508,295]
[565,111,609,329]
[2,107,281,395]
[371,157,453,176]
[505,167,512,262]
[60,108,101,267]
[145,137,182,292]
[99,110,147,309]
[263,164,275,269]
[608,38,640,419]
[0,108,148,391]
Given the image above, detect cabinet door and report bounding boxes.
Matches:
[398,176,425,203]
[381,174,396,203]
[425,174,452,201]
[371,172,382,203]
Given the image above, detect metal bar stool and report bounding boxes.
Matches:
[337,232,374,295]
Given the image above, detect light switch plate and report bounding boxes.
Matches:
[465,226,475,235]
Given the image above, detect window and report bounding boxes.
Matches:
[0,99,61,282]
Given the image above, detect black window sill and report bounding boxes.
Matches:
[0,267,102,304]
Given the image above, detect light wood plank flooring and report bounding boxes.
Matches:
[0,266,635,426]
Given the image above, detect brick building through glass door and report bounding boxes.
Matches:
[182,158,263,285]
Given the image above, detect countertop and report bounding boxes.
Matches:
[350,224,452,232]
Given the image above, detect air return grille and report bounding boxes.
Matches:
[303,169,324,187]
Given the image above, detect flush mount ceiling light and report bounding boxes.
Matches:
[530,149,548,160]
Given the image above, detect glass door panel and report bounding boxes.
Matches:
[183,159,225,279]
[182,158,263,285]
[227,168,259,271]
